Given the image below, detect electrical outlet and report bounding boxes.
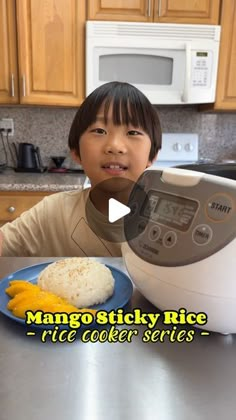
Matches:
[0,118,14,136]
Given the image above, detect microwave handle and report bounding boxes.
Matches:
[181,44,191,103]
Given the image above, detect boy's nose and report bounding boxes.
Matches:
[104,136,127,154]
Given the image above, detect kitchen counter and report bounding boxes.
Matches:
[0,169,86,192]
[1,257,236,420]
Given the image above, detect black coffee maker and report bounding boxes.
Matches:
[14,143,47,173]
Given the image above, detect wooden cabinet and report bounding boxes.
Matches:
[87,0,220,24]
[209,0,236,110]
[0,191,52,226]
[0,0,18,104]
[0,0,86,106]
[153,0,220,23]
[87,0,152,21]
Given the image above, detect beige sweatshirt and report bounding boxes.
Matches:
[0,188,122,257]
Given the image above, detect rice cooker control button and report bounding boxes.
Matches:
[137,220,147,235]
[207,194,234,221]
[148,225,161,241]
[192,224,213,246]
[163,231,177,248]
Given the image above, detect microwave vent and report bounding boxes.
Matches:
[87,22,220,41]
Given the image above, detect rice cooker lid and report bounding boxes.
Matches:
[176,162,236,181]
[124,168,236,267]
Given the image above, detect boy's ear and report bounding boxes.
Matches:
[146,152,158,168]
[70,149,81,164]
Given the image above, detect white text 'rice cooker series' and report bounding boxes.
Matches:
[122,168,236,334]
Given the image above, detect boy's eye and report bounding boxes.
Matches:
[128,130,142,136]
[91,128,106,134]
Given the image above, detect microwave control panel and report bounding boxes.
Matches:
[191,51,212,88]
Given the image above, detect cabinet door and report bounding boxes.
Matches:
[0,0,19,104]
[87,0,153,22]
[0,191,52,225]
[213,0,236,110]
[154,0,220,24]
[16,0,86,106]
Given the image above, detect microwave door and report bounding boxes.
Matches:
[98,52,173,85]
[90,47,185,104]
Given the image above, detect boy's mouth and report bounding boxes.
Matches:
[101,162,128,175]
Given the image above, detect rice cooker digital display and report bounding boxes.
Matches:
[141,190,198,232]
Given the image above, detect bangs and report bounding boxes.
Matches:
[102,91,148,131]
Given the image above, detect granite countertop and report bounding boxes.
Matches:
[0,169,86,192]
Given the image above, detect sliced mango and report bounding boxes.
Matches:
[6,279,97,319]
[11,293,70,318]
[6,282,39,297]
[9,280,33,286]
[12,299,51,318]
[7,288,41,310]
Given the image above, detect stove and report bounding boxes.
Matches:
[152,133,198,168]
[83,133,199,189]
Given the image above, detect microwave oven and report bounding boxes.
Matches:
[86,21,221,105]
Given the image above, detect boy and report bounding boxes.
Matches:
[0,81,162,257]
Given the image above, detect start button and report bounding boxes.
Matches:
[207,194,234,221]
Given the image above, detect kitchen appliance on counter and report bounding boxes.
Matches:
[48,156,84,173]
[122,167,236,334]
[86,21,221,104]
[48,156,67,173]
[13,142,47,173]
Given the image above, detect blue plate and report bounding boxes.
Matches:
[0,262,133,329]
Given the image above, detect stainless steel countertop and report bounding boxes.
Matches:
[1,257,236,420]
[0,169,86,192]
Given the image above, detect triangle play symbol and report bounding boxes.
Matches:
[108,198,131,223]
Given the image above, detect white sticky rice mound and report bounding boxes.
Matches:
[37,258,115,308]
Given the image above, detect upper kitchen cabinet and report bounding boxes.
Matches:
[0,0,86,106]
[210,0,236,110]
[87,0,153,21]
[17,0,86,106]
[154,0,220,24]
[87,0,220,24]
[0,0,18,104]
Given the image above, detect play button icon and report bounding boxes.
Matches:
[85,177,150,243]
[108,198,131,223]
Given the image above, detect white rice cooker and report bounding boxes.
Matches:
[122,168,236,334]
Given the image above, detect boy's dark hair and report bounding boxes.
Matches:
[68,81,162,161]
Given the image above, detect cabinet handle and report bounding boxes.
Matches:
[147,0,151,17]
[158,0,162,17]
[8,206,16,213]
[22,75,26,96]
[11,74,15,97]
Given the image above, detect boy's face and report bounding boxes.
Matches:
[72,105,155,188]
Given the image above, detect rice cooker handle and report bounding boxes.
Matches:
[161,168,202,186]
